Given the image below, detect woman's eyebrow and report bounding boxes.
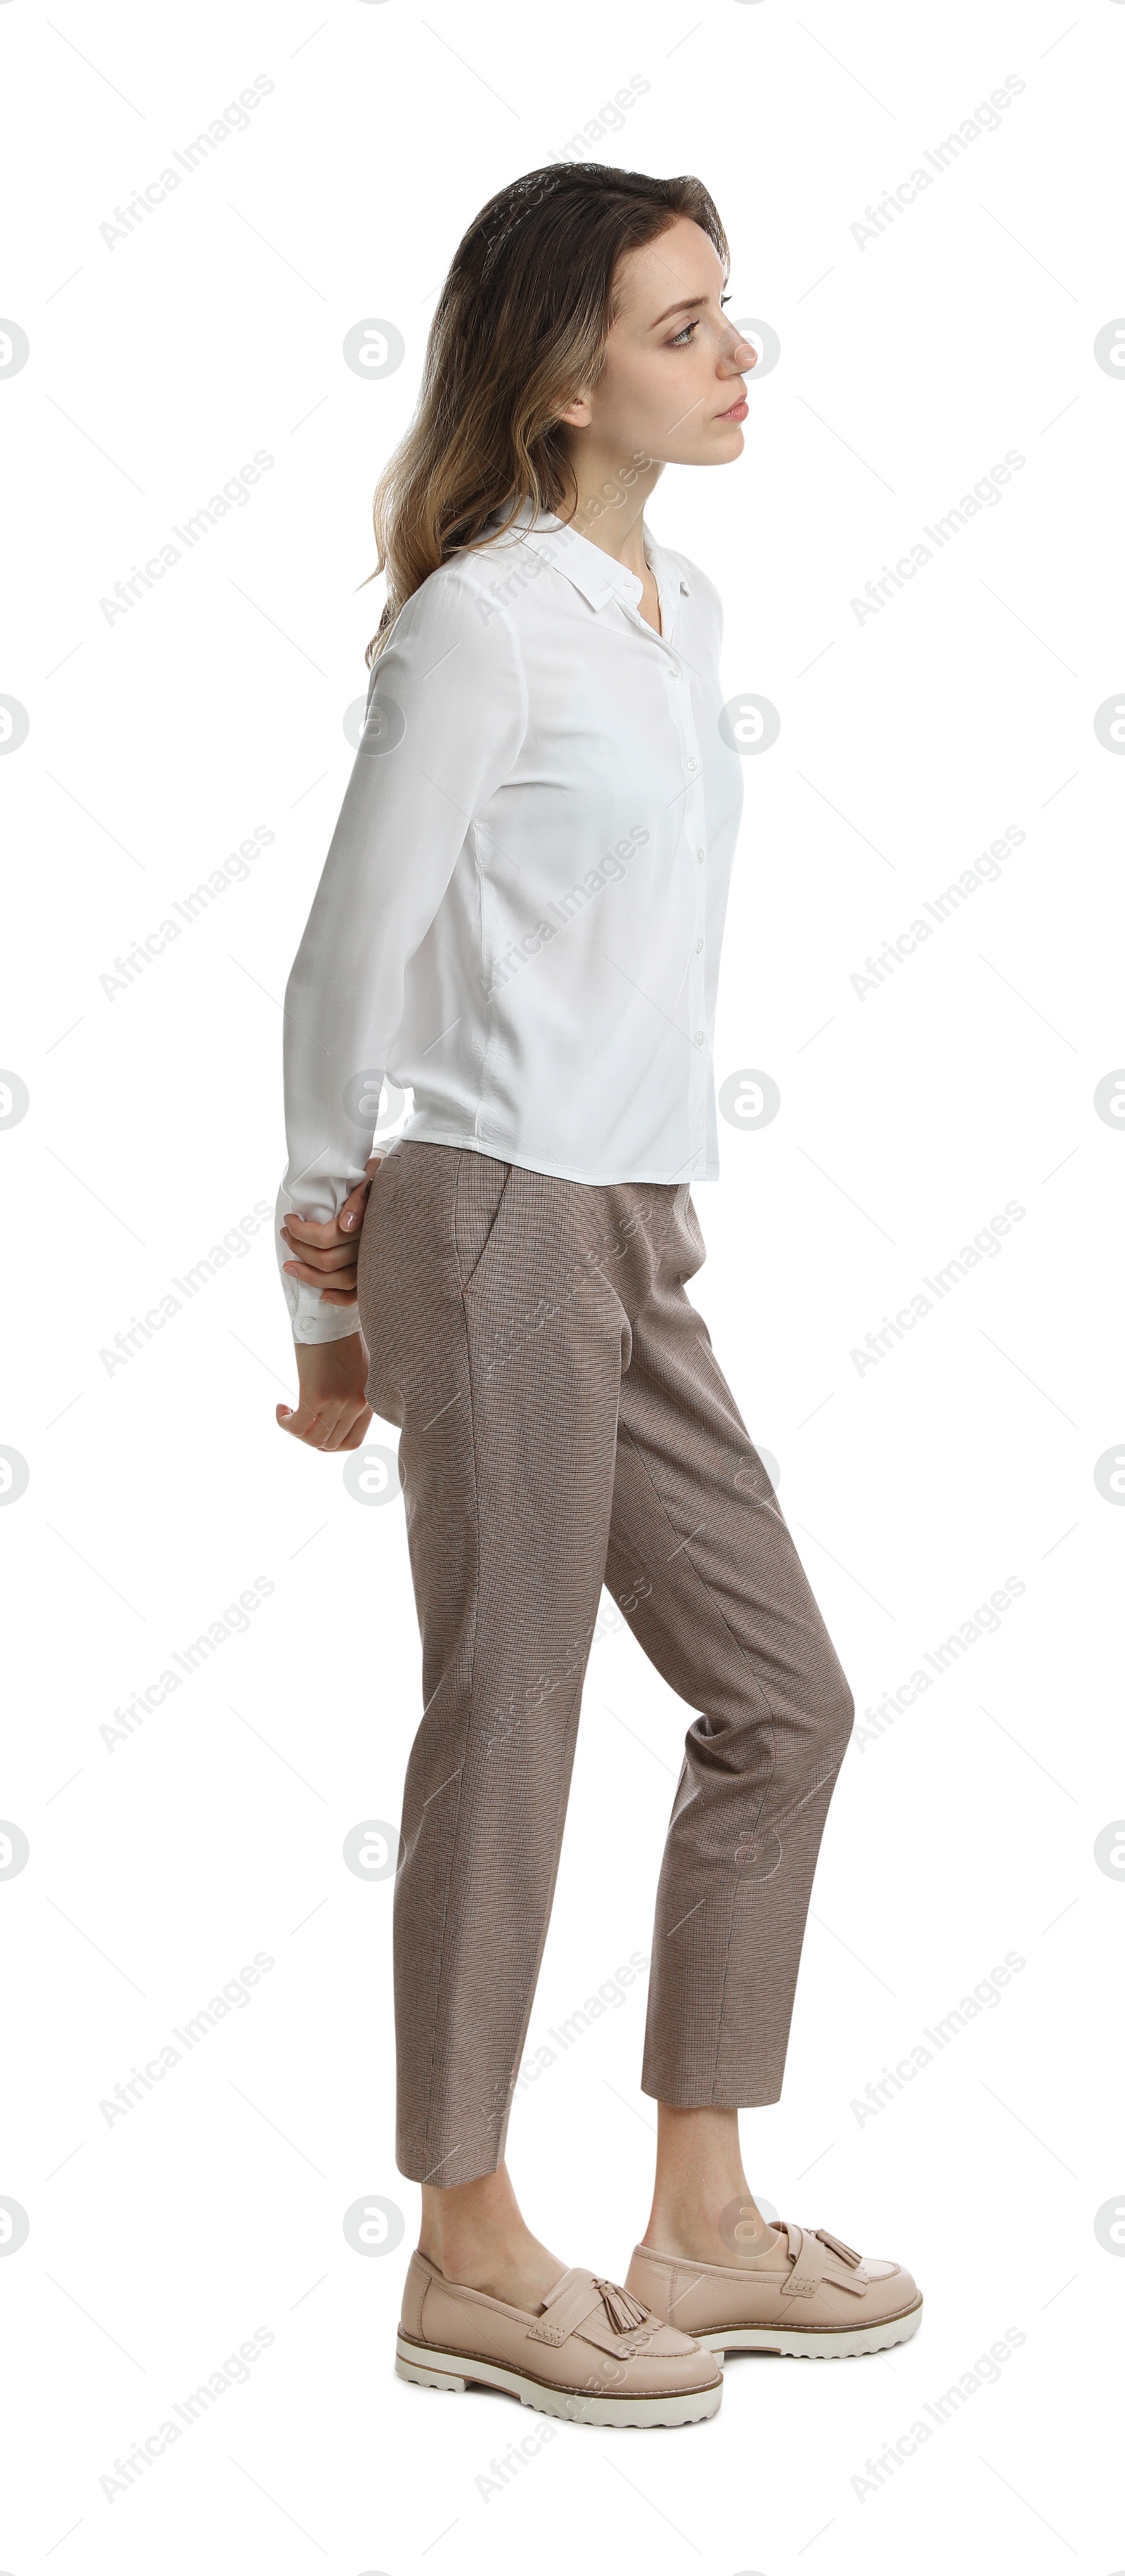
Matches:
[648,295,707,328]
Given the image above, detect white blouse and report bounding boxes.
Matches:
[276,500,743,1342]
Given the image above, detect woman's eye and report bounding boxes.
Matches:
[669,319,700,347]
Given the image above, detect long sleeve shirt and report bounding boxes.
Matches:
[276,498,744,1342]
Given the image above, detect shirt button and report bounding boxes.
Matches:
[667,663,681,681]
[696,848,705,864]
[696,939,703,955]
[695,1030,705,1047]
[687,756,700,773]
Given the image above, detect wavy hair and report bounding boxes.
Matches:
[364,163,728,664]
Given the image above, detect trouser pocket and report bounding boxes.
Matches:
[452,1151,513,1297]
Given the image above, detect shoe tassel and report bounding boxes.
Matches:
[593,2279,650,2335]
[814,2227,861,2266]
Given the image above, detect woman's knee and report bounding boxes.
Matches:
[818,1663,855,1763]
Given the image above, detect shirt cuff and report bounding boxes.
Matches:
[291,1302,365,1347]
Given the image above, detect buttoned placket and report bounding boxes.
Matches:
[618,554,709,1166]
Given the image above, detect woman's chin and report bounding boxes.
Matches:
[704,421,746,460]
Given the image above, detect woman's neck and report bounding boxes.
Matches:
[554,449,664,576]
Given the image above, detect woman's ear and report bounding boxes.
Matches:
[556,391,593,428]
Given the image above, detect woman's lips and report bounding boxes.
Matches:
[718,397,748,420]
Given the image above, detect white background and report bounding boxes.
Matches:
[1,1,1121,2568]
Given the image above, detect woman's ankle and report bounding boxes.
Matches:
[419,2160,518,2262]
[643,2103,778,2264]
[419,2229,566,2306]
[418,2164,565,2304]
[641,2200,780,2264]
[418,2203,532,2278]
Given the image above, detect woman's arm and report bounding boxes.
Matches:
[276,565,527,1352]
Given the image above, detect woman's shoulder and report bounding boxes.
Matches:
[380,543,526,660]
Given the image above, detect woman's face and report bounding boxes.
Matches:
[559,215,755,468]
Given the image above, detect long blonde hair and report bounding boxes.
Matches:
[364,162,728,665]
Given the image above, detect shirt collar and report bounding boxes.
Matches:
[499,496,664,617]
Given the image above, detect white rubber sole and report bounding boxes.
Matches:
[395,2333,722,2426]
[698,2298,923,2361]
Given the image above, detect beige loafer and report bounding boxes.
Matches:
[625,2220,922,2360]
[396,2249,723,2426]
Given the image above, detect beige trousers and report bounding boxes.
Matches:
[357,1142,854,2187]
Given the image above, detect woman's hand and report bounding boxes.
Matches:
[276,1334,373,1449]
[279,1152,384,1306]
[276,1152,387,1447]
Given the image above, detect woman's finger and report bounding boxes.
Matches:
[336,1411,373,1449]
[282,1211,346,1247]
[338,1158,382,1232]
[283,1154,385,1250]
[277,1395,347,1446]
[281,1234,359,1275]
[318,1400,371,1451]
[276,1393,326,1441]
[276,1398,369,1450]
[281,1262,356,1288]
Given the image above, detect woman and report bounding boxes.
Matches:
[274,165,921,2426]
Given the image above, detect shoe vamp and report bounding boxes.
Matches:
[683,2265,908,2328]
[782,2264,917,2324]
[571,2326,718,2391]
[577,2309,704,2361]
